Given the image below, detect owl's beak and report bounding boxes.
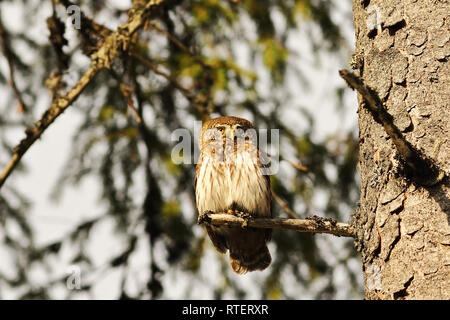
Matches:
[225,127,234,140]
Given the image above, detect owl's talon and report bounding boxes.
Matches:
[236,211,252,220]
[235,211,252,229]
[197,211,213,225]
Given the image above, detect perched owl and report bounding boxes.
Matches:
[195,116,272,274]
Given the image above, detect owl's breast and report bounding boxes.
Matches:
[196,150,271,218]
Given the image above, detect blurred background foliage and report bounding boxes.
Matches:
[0,0,362,299]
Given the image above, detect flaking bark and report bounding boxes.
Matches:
[351,0,449,300]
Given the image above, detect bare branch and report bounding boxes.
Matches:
[0,66,99,189]
[200,213,355,238]
[0,0,165,189]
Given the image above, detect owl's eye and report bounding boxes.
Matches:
[216,127,225,133]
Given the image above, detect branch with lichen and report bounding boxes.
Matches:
[198,213,355,238]
[339,69,445,186]
[57,0,211,119]
[0,0,165,190]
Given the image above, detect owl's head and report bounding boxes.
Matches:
[199,116,255,147]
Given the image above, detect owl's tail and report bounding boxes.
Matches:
[229,244,271,274]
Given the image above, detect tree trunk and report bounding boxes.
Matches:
[352,0,449,299]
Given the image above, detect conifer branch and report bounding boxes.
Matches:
[0,0,165,189]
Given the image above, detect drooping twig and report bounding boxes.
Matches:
[149,21,208,68]
[131,52,193,96]
[199,213,354,238]
[339,69,445,186]
[131,52,210,116]
[0,0,165,190]
[279,155,308,172]
[271,191,299,219]
[0,15,28,112]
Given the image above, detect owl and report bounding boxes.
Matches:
[195,116,272,274]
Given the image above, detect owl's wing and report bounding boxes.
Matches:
[193,154,202,198]
[205,225,228,254]
[264,226,272,242]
